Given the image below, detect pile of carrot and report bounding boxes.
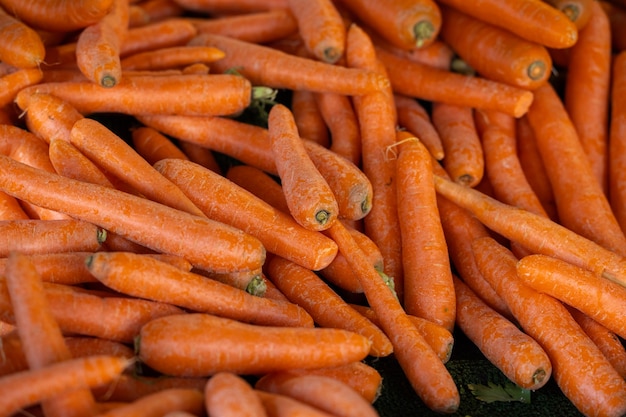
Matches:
[0,0,625,416]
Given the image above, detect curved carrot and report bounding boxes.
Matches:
[288,0,345,63]
[439,5,552,90]
[315,91,361,165]
[49,138,115,188]
[394,94,444,160]
[86,251,314,328]
[120,45,225,70]
[544,0,594,29]
[93,388,205,417]
[154,158,339,271]
[204,372,267,417]
[395,132,455,331]
[265,255,393,357]
[453,275,552,390]
[0,7,45,68]
[610,51,626,235]
[137,312,371,376]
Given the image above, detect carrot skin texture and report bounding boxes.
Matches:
[0,7,45,68]
[137,313,371,377]
[204,372,267,417]
[609,52,626,235]
[90,388,205,417]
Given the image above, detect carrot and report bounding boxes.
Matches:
[394,132,455,331]
[0,154,267,273]
[204,372,267,417]
[370,29,453,70]
[431,102,484,187]
[433,174,626,288]
[337,0,441,48]
[64,336,135,360]
[16,92,83,144]
[92,374,207,403]
[315,91,361,165]
[120,45,225,71]
[526,82,626,256]
[5,252,99,416]
[70,118,206,217]
[255,373,378,417]
[564,1,612,194]
[17,73,252,117]
[189,32,389,96]
[120,18,197,57]
[0,191,29,221]
[544,0,594,29]
[198,267,267,296]
[177,141,221,174]
[0,6,45,68]
[610,51,626,235]
[131,126,188,165]
[376,46,534,118]
[0,355,131,417]
[472,236,626,417]
[48,138,116,188]
[0,331,28,376]
[137,312,371,377]
[439,5,552,90]
[255,390,336,417]
[75,0,129,87]
[265,255,393,357]
[435,0,578,49]
[86,251,314,328]
[601,1,626,52]
[291,89,330,147]
[225,164,290,213]
[516,254,626,340]
[135,0,185,23]
[394,94,444,160]
[0,67,42,107]
[172,0,288,14]
[154,157,339,271]
[0,0,113,32]
[191,8,298,44]
[326,220,460,413]
[93,388,205,417]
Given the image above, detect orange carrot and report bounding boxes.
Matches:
[204,372,267,417]
[394,132,455,331]
[177,141,222,174]
[85,251,314,328]
[225,164,290,213]
[92,388,205,417]
[0,67,42,107]
[610,51,626,235]
[131,126,189,165]
[137,313,371,376]
[197,266,267,296]
[154,157,339,271]
[92,374,207,403]
[255,390,336,417]
[291,89,330,147]
[394,94,444,160]
[16,92,83,144]
[0,6,45,68]
[48,138,116,188]
[0,355,131,417]
[120,18,198,57]
[544,0,594,29]
[135,0,185,23]
[0,192,29,221]
[315,91,361,165]
[172,0,288,14]
[120,45,225,70]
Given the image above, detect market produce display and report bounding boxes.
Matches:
[0,0,625,416]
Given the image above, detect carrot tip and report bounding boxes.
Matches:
[561,4,580,22]
[413,20,436,48]
[322,46,343,64]
[100,75,118,88]
[245,274,267,297]
[315,209,334,227]
[527,61,547,81]
[97,228,108,245]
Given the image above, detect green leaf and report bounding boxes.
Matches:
[467,381,531,404]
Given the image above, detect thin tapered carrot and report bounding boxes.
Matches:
[70,118,206,218]
[48,138,116,188]
[92,388,205,417]
[18,73,252,117]
[0,192,29,220]
[544,0,594,29]
[120,45,225,71]
[315,91,361,166]
[526,82,626,256]
[204,372,267,417]
[75,0,129,87]
[394,94,444,160]
[291,89,330,147]
[0,67,42,107]
[564,1,611,194]
[92,374,207,403]
[345,23,404,302]
[268,103,339,231]
[0,155,266,273]
[516,254,626,340]
[0,355,131,417]
[375,46,534,118]
[472,236,626,417]
[0,6,45,68]
[326,220,460,413]
[433,174,626,288]
[172,0,288,13]
[435,0,577,48]
[394,132,455,331]
[154,157,339,271]
[337,0,441,48]
[265,255,393,357]
[120,18,198,58]
[137,312,371,376]
[189,32,389,96]
[439,5,552,90]
[131,126,189,165]
[191,8,298,44]
[453,275,552,390]
[255,373,378,417]
[432,102,484,187]
[86,251,314,328]
[610,51,626,235]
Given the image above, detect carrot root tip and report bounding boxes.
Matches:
[245,274,267,297]
[527,61,547,81]
[561,4,580,22]
[97,228,108,245]
[315,209,334,226]
[413,20,436,48]
[100,75,119,88]
[322,46,343,64]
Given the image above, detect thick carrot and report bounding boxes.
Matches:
[86,251,314,328]
[189,32,389,96]
[16,92,83,144]
[288,0,345,63]
[92,374,207,403]
[516,254,626,340]
[315,91,361,165]
[0,192,29,221]
[0,155,265,273]
[432,174,626,288]
[526,82,626,256]
[265,255,393,357]
[376,46,534,118]
[291,89,330,147]
[154,158,339,271]
[472,236,626,417]
[17,73,252,117]
[435,0,578,48]
[610,51,626,235]
[544,0,594,29]
[255,390,336,417]
[394,94,444,160]
[0,67,42,107]
[120,18,198,57]
[0,6,45,68]
[394,132,455,331]
[75,0,129,87]
[326,220,460,413]
[120,45,225,70]
[255,373,378,417]
[48,138,115,188]
[197,266,266,296]
[0,355,131,417]
[93,388,205,417]
[204,372,267,417]
[453,275,552,390]
[564,1,612,194]
[439,5,552,90]
[137,312,371,376]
